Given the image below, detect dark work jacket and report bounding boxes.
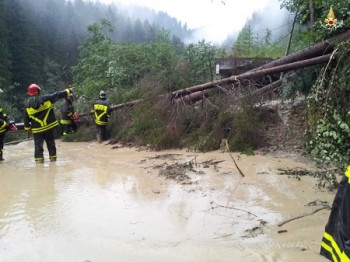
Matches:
[320,165,350,261]
[24,89,71,133]
[0,108,9,134]
[60,98,74,125]
[93,98,111,126]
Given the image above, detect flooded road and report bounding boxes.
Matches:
[0,140,333,261]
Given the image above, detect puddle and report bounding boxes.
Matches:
[0,140,334,261]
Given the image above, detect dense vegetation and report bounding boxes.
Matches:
[1,0,350,169]
[0,0,191,120]
[279,0,350,169]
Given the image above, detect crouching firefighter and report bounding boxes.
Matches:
[320,165,350,261]
[24,84,73,163]
[60,93,78,136]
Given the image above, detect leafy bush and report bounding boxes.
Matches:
[306,41,350,169]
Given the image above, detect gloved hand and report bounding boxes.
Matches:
[66,86,74,95]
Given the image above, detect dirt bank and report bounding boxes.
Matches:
[257,98,308,157]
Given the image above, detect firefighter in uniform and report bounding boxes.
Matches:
[0,108,16,161]
[93,90,111,143]
[60,94,78,136]
[24,84,73,163]
[320,165,350,261]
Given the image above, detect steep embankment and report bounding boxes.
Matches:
[257,98,308,158]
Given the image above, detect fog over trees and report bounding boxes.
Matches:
[0,0,191,110]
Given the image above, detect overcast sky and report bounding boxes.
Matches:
[95,0,289,43]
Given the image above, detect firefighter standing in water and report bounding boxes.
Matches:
[0,107,16,161]
[24,84,73,163]
[93,90,111,143]
[60,93,78,136]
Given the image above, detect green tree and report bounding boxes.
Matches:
[280,0,350,41]
[149,30,179,90]
[185,40,217,85]
[103,29,179,92]
[72,19,115,99]
[42,58,66,93]
[0,0,11,89]
[232,24,255,57]
[5,0,45,92]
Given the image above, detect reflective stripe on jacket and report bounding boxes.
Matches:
[25,101,59,133]
[320,165,350,261]
[60,119,72,125]
[0,108,8,134]
[24,89,71,133]
[93,99,111,126]
[60,99,74,125]
[0,121,6,134]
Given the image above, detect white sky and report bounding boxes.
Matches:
[96,0,287,43]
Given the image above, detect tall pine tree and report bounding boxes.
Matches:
[0,0,11,89]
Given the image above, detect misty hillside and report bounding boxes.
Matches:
[0,0,192,104]
[12,0,192,68]
[29,0,191,44]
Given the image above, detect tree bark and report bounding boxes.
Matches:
[251,28,350,72]
[172,53,333,97]
[79,99,143,117]
[309,0,315,29]
[175,91,208,104]
[248,79,283,98]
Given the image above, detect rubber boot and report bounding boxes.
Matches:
[0,150,4,161]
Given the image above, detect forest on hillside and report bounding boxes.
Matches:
[0,0,191,118]
[0,0,293,118]
[2,0,350,169]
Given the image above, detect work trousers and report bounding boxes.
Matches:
[0,133,4,159]
[96,124,107,142]
[62,122,77,135]
[33,129,57,162]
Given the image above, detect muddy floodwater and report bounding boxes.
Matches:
[0,140,334,261]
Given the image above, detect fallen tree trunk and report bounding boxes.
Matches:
[79,99,143,117]
[171,29,349,100]
[250,29,350,71]
[172,53,333,97]
[248,79,283,98]
[110,99,143,111]
[79,53,333,117]
[175,91,208,105]
[171,29,350,100]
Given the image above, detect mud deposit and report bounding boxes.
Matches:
[0,140,335,261]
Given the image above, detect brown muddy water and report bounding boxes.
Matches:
[0,140,334,261]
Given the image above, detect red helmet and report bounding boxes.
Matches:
[27,84,41,96]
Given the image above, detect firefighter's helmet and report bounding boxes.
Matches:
[27,84,41,96]
[99,90,106,99]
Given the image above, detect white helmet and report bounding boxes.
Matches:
[99,90,106,99]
